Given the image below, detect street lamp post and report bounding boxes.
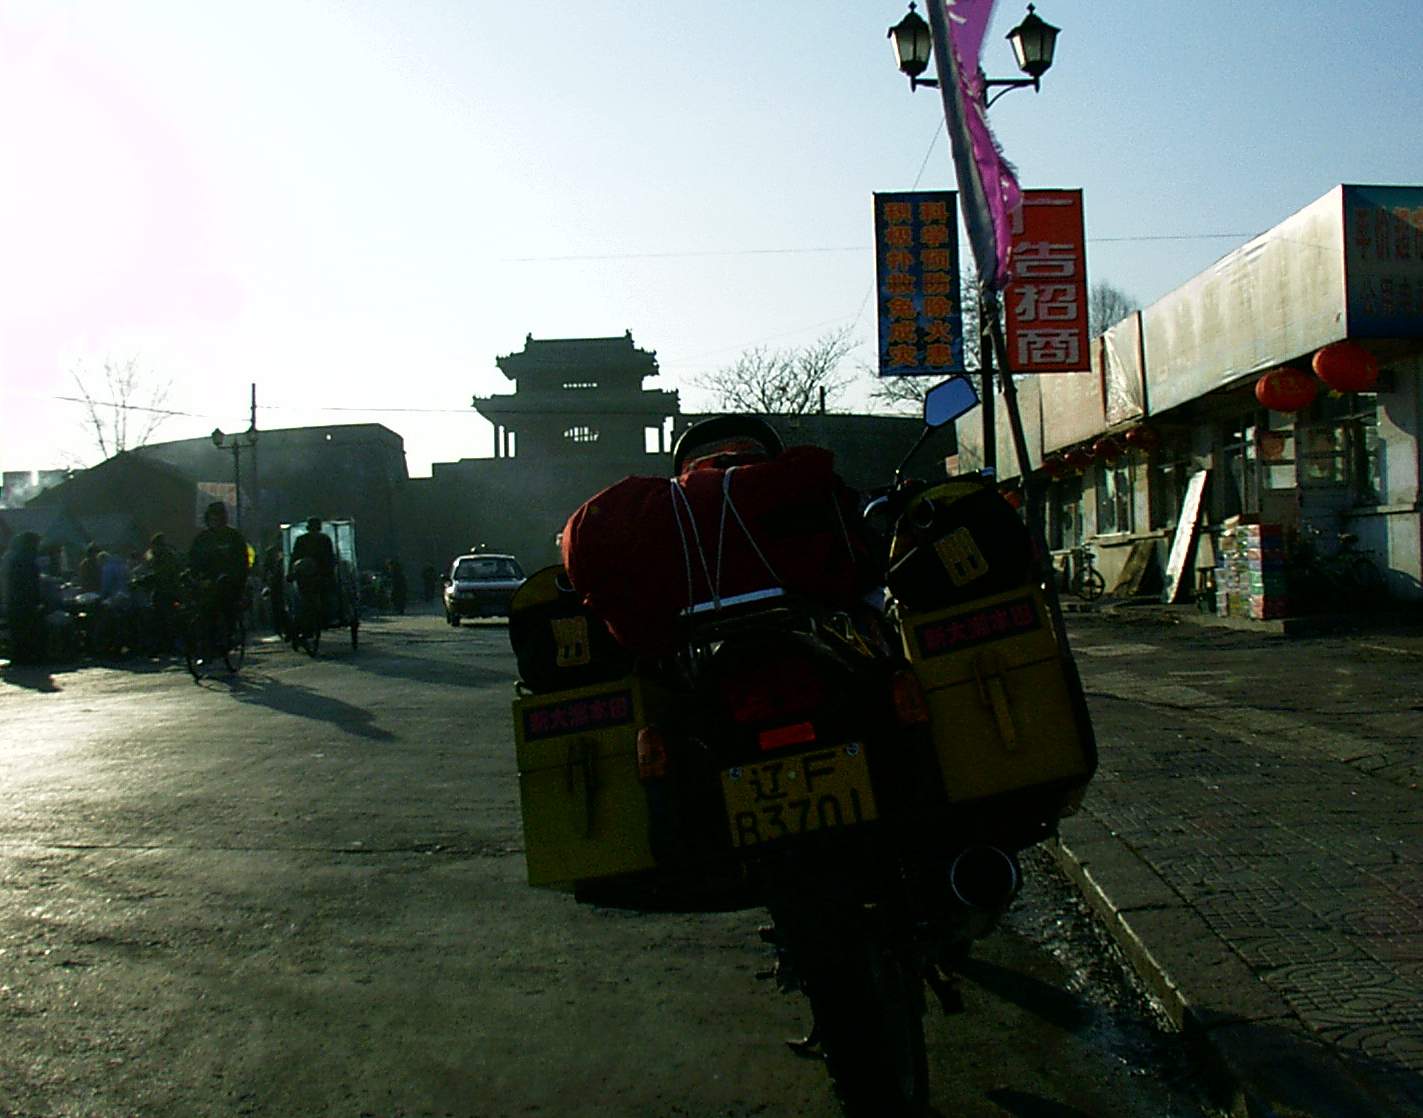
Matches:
[887,2,1059,475]
[211,425,259,531]
[889,2,1059,102]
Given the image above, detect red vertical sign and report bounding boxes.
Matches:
[1004,190,1089,373]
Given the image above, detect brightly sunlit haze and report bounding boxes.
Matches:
[4,0,1422,477]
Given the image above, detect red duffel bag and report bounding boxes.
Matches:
[562,446,870,654]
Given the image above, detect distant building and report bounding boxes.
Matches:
[136,423,408,565]
[407,333,677,572]
[478,332,679,462]
[25,453,200,555]
[405,332,936,575]
[1,469,71,509]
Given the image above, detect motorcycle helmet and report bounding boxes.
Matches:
[672,416,784,475]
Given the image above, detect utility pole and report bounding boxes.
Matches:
[978,289,996,476]
[249,384,260,546]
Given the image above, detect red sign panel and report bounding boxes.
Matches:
[1004,190,1089,373]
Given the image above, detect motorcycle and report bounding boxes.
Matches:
[512,376,1096,1116]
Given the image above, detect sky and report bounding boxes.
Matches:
[4,0,1423,480]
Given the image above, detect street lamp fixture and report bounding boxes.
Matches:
[888,2,1059,105]
[211,425,259,530]
[887,3,933,85]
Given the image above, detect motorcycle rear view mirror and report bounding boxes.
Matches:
[923,376,979,428]
[893,376,980,483]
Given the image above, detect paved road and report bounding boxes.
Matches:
[0,613,1215,1117]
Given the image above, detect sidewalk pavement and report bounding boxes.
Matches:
[1051,605,1422,1117]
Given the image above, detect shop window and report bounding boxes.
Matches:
[1094,458,1134,535]
[1048,475,1085,551]
[1148,442,1191,532]
[1257,416,1296,493]
[1219,418,1259,519]
[1297,394,1382,505]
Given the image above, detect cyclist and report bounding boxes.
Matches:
[289,518,337,628]
[188,501,250,633]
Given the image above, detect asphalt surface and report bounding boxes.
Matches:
[1056,606,1423,1117]
[0,611,1218,1117]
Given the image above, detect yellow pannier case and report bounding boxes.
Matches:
[513,674,668,889]
[901,584,1094,807]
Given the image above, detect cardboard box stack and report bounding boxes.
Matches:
[1214,518,1288,619]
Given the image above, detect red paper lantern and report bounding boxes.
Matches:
[1254,367,1318,412]
[1042,455,1068,479]
[1093,435,1123,462]
[1065,446,1095,470]
[1311,341,1379,393]
[1123,425,1161,451]
[1000,487,1024,509]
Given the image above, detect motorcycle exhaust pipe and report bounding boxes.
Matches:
[947,846,1023,940]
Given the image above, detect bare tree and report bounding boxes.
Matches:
[868,273,983,411]
[70,356,173,461]
[695,326,856,415]
[1088,281,1139,338]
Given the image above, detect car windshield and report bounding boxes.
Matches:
[453,558,522,581]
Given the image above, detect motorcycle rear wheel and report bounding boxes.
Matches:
[784,908,929,1117]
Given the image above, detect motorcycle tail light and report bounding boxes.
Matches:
[720,656,827,725]
[757,721,817,752]
[891,669,931,727]
[636,726,669,782]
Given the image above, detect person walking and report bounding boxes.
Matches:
[387,559,407,615]
[3,532,47,664]
[140,533,182,654]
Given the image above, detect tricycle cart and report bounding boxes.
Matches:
[279,518,361,652]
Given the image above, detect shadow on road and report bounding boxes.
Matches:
[340,646,514,689]
[984,1089,1099,1118]
[0,662,63,692]
[217,671,396,741]
[956,956,1093,1034]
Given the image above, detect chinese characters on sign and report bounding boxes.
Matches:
[874,191,965,377]
[1004,190,1089,373]
[1344,185,1423,337]
[522,690,634,741]
[915,596,1040,658]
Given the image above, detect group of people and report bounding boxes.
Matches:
[1,504,347,666]
[1,502,448,667]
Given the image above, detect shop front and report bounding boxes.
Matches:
[957,184,1423,614]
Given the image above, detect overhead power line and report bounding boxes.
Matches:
[502,231,1261,264]
[504,246,866,263]
[50,394,215,420]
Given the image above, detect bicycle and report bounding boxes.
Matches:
[183,576,247,680]
[1066,545,1106,601]
[288,577,324,657]
[1290,526,1384,612]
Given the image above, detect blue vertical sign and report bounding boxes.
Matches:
[1344,184,1423,337]
[874,191,965,377]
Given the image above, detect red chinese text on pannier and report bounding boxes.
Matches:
[562,447,870,654]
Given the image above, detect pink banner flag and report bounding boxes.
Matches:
[928,0,1022,290]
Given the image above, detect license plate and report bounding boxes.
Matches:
[722,744,878,849]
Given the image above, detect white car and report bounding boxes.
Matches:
[443,553,525,624]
